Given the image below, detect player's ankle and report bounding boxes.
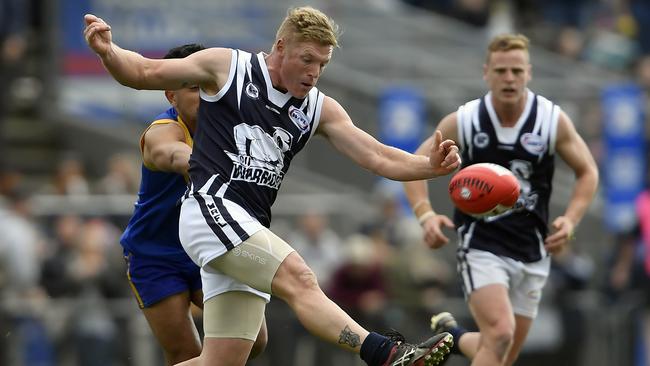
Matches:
[359,332,393,366]
[448,326,468,355]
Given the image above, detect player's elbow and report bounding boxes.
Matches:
[575,163,599,196]
[368,156,401,180]
[113,73,146,90]
[170,151,190,175]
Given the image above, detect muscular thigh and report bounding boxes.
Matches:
[203,291,266,341]
[469,284,514,328]
[208,228,295,294]
[142,291,200,341]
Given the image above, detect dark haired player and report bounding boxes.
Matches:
[120,44,267,365]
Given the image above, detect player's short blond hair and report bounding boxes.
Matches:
[275,6,340,49]
[486,34,530,63]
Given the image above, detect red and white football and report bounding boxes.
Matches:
[448,163,520,217]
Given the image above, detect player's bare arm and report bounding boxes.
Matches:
[403,112,459,248]
[544,111,599,252]
[317,96,460,181]
[142,123,192,176]
[83,14,227,93]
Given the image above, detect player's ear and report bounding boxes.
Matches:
[482,64,488,81]
[274,38,285,54]
[164,90,176,106]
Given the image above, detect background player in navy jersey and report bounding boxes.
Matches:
[84,7,461,366]
[120,44,267,365]
[403,34,599,366]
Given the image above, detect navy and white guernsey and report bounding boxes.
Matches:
[455,90,559,263]
[189,50,324,229]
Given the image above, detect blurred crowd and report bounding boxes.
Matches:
[0,0,649,365]
[405,0,650,72]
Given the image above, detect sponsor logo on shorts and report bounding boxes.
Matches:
[527,289,541,300]
[232,246,267,265]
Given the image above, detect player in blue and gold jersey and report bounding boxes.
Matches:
[120,44,267,366]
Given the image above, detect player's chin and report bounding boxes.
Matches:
[293,84,313,98]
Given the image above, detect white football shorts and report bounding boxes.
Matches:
[457,248,551,318]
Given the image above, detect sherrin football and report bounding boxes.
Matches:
[448,163,520,217]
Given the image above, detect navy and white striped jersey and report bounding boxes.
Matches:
[454,90,559,262]
[188,49,325,227]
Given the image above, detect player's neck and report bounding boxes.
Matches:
[493,97,527,127]
[264,52,288,93]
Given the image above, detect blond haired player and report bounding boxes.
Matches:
[85,6,460,366]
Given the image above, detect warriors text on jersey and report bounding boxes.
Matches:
[455,90,558,262]
[120,107,194,260]
[189,50,324,229]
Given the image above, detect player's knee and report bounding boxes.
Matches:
[288,265,320,297]
[297,267,319,290]
[163,344,201,365]
[483,326,514,360]
[274,254,321,299]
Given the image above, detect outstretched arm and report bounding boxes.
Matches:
[403,113,459,248]
[545,111,599,253]
[83,14,227,91]
[317,96,461,181]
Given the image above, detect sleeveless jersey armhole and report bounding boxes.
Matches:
[141,119,182,171]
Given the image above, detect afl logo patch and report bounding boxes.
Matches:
[288,106,310,134]
[520,133,546,155]
[245,82,259,99]
[473,132,490,149]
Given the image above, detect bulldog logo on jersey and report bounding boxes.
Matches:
[245,82,260,100]
[288,106,310,136]
[225,124,293,190]
[520,133,546,155]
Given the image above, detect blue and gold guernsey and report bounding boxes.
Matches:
[454,90,559,263]
[189,49,324,232]
[120,107,194,260]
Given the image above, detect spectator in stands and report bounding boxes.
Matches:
[40,214,84,298]
[287,211,343,289]
[96,153,139,195]
[622,0,650,54]
[0,186,51,365]
[68,218,128,366]
[0,0,29,169]
[46,155,90,196]
[329,234,390,332]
